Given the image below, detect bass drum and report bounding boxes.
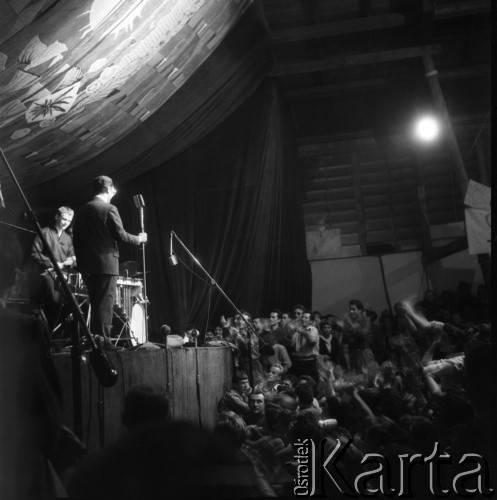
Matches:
[129,303,146,346]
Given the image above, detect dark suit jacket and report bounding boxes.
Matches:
[73,197,141,275]
[319,335,342,365]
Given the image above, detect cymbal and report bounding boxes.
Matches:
[134,271,150,276]
[119,261,139,276]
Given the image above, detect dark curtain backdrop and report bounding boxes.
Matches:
[118,80,311,337]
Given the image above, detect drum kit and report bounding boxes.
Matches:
[114,260,147,346]
[56,261,147,347]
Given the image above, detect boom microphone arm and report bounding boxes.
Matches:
[0,148,117,387]
[170,231,265,386]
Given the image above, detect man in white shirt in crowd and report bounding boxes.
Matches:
[292,310,319,384]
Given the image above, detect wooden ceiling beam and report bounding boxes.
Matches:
[271,44,442,76]
[284,64,489,99]
[285,78,387,98]
[434,0,490,19]
[271,13,406,43]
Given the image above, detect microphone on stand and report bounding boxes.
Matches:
[133,194,145,232]
[169,231,178,266]
[132,194,148,343]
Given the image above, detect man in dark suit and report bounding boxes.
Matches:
[319,320,343,366]
[73,176,147,349]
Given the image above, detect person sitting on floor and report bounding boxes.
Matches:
[278,374,299,392]
[218,371,252,416]
[214,411,277,497]
[295,383,322,418]
[255,363,285,399]
[244,390,266,427]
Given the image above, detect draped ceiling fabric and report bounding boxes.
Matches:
[26,0,274,206]
[118,80,312,336]
[0,0,257,198]
[1,0,311,335]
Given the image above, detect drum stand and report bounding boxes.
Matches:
[51,291,90,350]
[111,308,139,347]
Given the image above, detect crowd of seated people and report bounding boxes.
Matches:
[3,221,494,500]
[211,286,495,496]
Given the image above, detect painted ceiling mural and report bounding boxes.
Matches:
[0,0,251,189]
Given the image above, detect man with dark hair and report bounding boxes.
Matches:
[281,311,291,326]
[218,371,252,416]
[292,304,305,320]
[244,390,266,426]
[292,310,319,383]
[268,309,282,338]
[269,308,294,356]
[349,299,365,315]
[295,384,322,417]
[343,298,373,371]
[319,320,343,366]
[73,175,147,349]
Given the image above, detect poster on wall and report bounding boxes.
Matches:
[306,228,341,260]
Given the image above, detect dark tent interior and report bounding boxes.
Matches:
[0,0,492,498]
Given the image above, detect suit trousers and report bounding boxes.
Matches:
[85,274,117,341]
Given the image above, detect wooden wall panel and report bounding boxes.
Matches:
[297,120,486,258]
[53,347,233,452]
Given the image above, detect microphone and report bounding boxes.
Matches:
[133,194,145,209]
[133,194,145,233]
[190,329,200,338]
[169,231,178,266]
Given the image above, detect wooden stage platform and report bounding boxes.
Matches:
[53,346,233,451]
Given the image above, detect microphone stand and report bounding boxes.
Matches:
[193,334,203,427]
[0,148,118,395]
[0,220,36,234]
[134,197,149,343]
[170,231,261,387]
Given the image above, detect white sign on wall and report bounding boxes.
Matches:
[464,179,491,255]
[465,208,491,255]
[464,179,491,210]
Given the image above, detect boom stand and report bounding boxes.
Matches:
[0,148,118,438]
[193,336,202,427]
[170,230,263,387]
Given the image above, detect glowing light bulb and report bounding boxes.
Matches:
[415,116,440,142]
